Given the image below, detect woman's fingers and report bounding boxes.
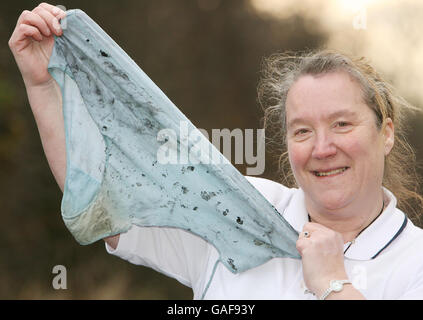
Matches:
[297,222,344,254]
[12,3,66,48]
[18,10,51,37]
[39,3,67,29]
[16,3,66,37]
[39,2,66,17]
[40,2,67,26]
[18,23,44,42]
[296,237,309,255]
[8,3,64,87]
[32,5,63,36]
[297,222,347,293]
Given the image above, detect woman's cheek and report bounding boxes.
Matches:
[338,132,373,161]
[288,143,309,175]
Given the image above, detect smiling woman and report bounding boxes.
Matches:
[258,50,423,222]
[257,50,423,299]
[9,1,423,300]
[286,71,393,215]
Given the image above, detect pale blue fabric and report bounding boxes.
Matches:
[48,9,300,274]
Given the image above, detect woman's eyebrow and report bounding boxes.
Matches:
[286,117,306,130]
[326,109,358,120]
[287,109,358,129]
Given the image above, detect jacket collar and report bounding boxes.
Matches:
[281,187,407,261]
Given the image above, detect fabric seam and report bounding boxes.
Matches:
[201,259,220,300]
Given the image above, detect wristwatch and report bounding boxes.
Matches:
[319,280,351,300]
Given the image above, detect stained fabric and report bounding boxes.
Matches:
[48,9,300,274]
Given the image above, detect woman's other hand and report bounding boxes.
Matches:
[296,222,348,297]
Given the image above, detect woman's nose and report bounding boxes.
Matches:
[311,132,337,160]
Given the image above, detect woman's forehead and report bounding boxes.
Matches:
[285,71,367,124]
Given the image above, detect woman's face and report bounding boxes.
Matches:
[286,71,394,212]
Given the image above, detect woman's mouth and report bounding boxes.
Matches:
[313,167,349,177]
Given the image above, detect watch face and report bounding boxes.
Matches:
[331,281,343,292]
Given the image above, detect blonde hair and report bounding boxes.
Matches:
[258,49,423,224]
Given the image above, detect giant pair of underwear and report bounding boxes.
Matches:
[48,9,300,274]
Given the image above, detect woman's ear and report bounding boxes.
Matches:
[383,118,394,156]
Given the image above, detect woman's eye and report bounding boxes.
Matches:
[336,121,350,128]
[295,129,309,135]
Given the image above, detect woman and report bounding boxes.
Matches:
[9,3,423,299]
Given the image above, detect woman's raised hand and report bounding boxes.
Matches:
[8,3,66,88]
[9,3,68,192]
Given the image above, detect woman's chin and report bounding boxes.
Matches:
[310,191,352,212]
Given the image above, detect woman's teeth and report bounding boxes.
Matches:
[314,167,348,177]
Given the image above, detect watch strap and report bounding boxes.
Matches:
[319,280,351,300]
